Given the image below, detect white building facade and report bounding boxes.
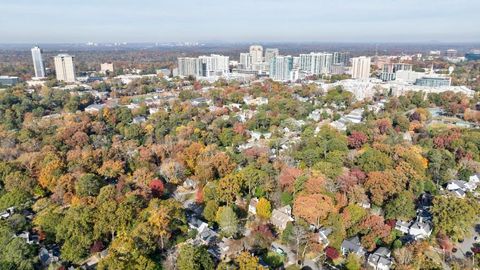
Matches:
[54,54,76,82]
[351,56,371,80]
[31,46,46,78]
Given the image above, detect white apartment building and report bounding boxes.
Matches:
[264,48,279,64]
[249,45,263,64]
[198,54,229,77]
[351,56,371,80]
[178,57,201,77]
[240,53,252,70]
[54,54,76,82]
[31,46,46,78]
[299,52,333,75]
[270,55,294,81]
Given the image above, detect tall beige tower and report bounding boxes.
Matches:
[54,54,76,82]
[249,45,263,64]
[351,56,371,80]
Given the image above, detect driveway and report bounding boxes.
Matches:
[271,242,297,266]
[302,259,322,270]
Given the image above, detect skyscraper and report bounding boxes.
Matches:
[299,52,332,75]
[54,54,76,82]
[239,53,252,70]
[178,57,201,77]
[249,45,263,64]
[198,54,230,77]
[270,55,294,81]
[264,48,279,64]
[31,46,46,78]
[351,56,371,80]
[333,51,350,65]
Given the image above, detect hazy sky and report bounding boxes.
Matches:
[2,0,479,43]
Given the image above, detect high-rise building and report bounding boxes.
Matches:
[264,48,279,64]
[299,52,332,75]
[270,55,294,81]
[380,63,413,81]
[31,46,46,78]
[178,57,201,77]
[333,51,350,65]
[445,49,458,58]
[198,54,230,77]
[239,53,252,70]
[54,54,76,82]
[351,56,371,80]
[249,45,263,64]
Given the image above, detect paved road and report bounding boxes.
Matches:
[453,222,480,259]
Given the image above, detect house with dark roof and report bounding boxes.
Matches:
[318,227,333,246]
[367,247,393,270]
[341,236,366,257]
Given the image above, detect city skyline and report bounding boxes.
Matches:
[2,0,480,43]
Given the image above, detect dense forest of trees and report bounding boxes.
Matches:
[0,78,479,269]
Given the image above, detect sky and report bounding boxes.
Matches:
[1,0,480,43]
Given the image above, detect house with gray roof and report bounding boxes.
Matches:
[367,247,393,270]
[341,236,366,257]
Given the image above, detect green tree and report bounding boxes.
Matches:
[356,147,393,173]
[431,196,479,241]
[235,252,262,270]
[98,234,160,270]
[94,185,120,239]
[177,244,214,270]
[56,205,95,263]
[75,173,104,197]
[384,191,416,220]
[203,200,219,223]
[0,238,37,270]
[216,206,238,237]
[345,253,361,270]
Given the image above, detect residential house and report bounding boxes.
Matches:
[243,96,268,106]
[191,97,208,107]
[248,198,259,215]
[80,249,108,268]
[187,216,209,233]
[84,104,105,113]
[409,218,432,240]
[446,179,477,198]
[183,179,198,190]
[469,174,480,185]
[270,205,294,230]
[394,220,412,234]
[367,247,393,270]
[187,216,217,245]
[16,231,40,245]
[132,116,146,124]
[318,227,333,246]
[0,207,15,219]
[39,246,60,266]
[341,236,366,257]
[126,103,140,110]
